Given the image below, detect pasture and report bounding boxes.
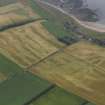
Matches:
[0,72,51,105]
[29,87,86,105]
[0,54,22,78]
[31,41,105,105]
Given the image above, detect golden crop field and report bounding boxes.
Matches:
[0,21,63,68]
[31,41,105,105]
[67,41,105,69]
[0,3,40,28]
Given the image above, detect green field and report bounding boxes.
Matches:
[0,72,51,105]
[29,87,86,105]
[0,54,22,76]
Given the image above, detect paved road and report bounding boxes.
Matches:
[37,0,105,33]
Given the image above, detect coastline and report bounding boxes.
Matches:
[37,0,105,33]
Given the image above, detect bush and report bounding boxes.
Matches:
[58,36,78,45]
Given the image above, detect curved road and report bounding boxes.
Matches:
[37,0,105,33]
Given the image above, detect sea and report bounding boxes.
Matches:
[83,0,105,24]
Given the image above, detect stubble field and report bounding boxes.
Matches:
[30,41,105,105]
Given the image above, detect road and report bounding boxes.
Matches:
[37,0,105,33]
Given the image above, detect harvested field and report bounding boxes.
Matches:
[0,21,63,67]
[67,41,105,69]
[31,41,105,105]
[0,3,40,30]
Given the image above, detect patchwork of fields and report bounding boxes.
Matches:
[0,3,63,68]
[0,2,88,105]
[0,53,52,105]
[0,0,104,105]
[31,41,105,105]
[0,53,90,105]
[0,3,40,31]
[0,21,63,67]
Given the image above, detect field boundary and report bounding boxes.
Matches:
[24,84,55,105]
[0,18,43,32]
[26,45,67,70]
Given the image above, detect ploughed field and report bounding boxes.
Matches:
[31,41,105,105]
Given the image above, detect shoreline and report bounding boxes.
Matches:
[37,0,105,33]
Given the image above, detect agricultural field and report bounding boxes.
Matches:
[0,3,63,68]
[30,41,105,105]
[0,46,91,105]
[0,21,63,67]
[0,54,22,76]
[66,41,105,69]
[0,3,40,31]
[0,52,52,105]
[0,72,52,105]
[29,87,87,105]
[0,0,103,105]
